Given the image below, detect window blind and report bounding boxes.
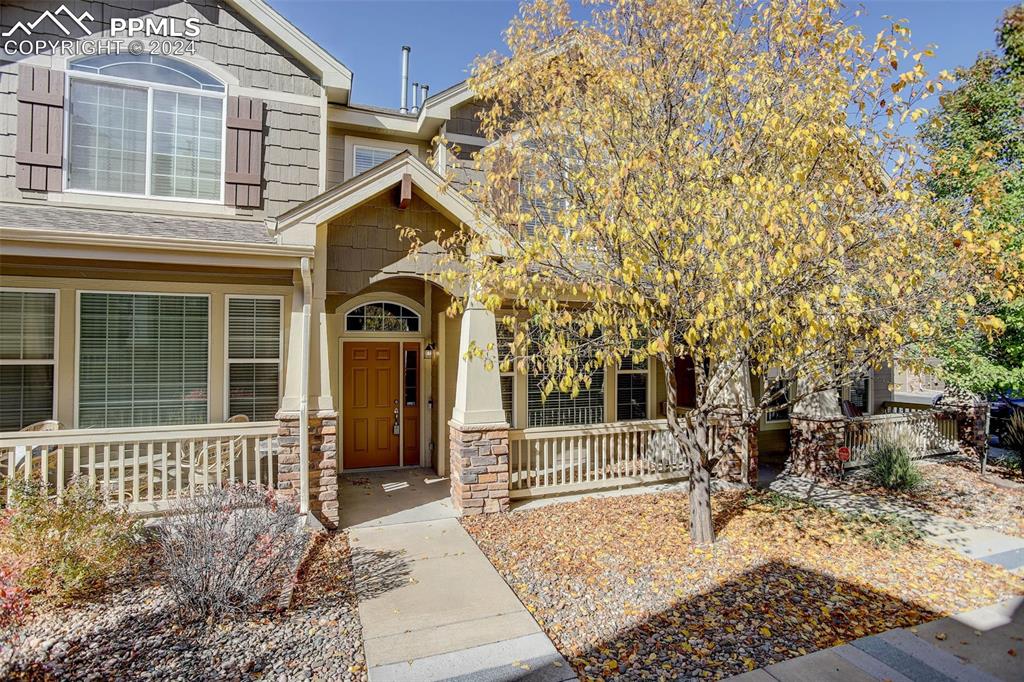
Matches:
[353,146,398,176]
[0,290,55,431]
[78,293,209,428]
[227,297,281,421]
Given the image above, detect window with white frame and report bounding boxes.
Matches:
[616,354,648,421]
[78,293,209,428]
[345,302,420,332]
[496,321,516,426]
[764,369,792,423]
[67,54,224,202]
[0,290,56,431]
[846,371,871,415]
[352,145,399,176]
[227,297,282,421]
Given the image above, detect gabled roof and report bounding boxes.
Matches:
[229,0,352,102]
[270,151,497,243]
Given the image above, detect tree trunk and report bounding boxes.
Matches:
[662,352,716,544]
[688,458,714,544]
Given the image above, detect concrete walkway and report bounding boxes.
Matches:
[768,475,1024,573]
[726,597,1024,681]
[347,514,575,681]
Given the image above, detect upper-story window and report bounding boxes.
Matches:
[66,55,225,202]
[352,145,399,176]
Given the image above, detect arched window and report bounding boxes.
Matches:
[346,302,420,332]
[66,55,225,202]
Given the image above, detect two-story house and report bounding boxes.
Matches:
[1,0,916,529]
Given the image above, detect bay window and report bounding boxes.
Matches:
[66,54,224,202]
[78,293,209,428]
[227,297,282,421]
[0,290,56,431]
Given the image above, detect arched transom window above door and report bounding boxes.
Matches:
[345,302,420,332]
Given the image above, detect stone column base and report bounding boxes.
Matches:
[787,416,846,479]
[712,417,759,485]
[449,421,510,515]
[276,410,339,529]
[939,402,989,460]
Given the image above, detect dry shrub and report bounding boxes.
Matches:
[0,478,142,603]
[157,485,307,621]
[867,435,925,491]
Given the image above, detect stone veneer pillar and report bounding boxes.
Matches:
[449,422,510,515]
[712,416,759,485]
[939,401,990,460]
[276,410,339,529]
[787,416,846,479]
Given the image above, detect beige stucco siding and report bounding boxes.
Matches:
[0,273,293,428]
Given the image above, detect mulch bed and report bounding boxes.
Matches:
[2,533,367,682]
[840,455,1024,538]
[464,490,1024,680]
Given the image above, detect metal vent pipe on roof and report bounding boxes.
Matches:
[411,81,420,114]
[420,83,429,108]
[400,45,411,114]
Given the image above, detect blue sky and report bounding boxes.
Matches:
[270,0,1013,109]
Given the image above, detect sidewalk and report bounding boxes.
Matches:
[767,475,1024,573]
[347,516,576,682]
[726,597,1024,681]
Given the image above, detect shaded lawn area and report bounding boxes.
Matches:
[464,490,1024,680]
[840,455,1024,538]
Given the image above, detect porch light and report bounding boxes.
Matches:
[424,343,436,360]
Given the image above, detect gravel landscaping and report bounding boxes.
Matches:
[464,489,1024,680]
[840,454,1024,538]
[1,533,367,682]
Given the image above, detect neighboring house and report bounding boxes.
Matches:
[0,0,905,527]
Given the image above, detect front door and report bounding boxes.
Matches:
[343,342,400,468]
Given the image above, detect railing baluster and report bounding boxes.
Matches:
[146,442,154,504]
[7,447,15,505]
[118,443,126,505]
[216,439,223,488]
[242,437,249,485]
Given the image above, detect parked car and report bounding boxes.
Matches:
[989,394,1024,446]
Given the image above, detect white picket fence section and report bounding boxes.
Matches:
[508,419,689,497]
[843,411,958,468]
[0,421,279,514]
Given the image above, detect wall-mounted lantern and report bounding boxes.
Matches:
[424,342,436,360]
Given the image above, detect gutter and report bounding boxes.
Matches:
[298,257,312,519]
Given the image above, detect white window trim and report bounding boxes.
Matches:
[0,288,59,430]
[615,359,650,422]
[223,294,284,421]
[62,67,228,205]
[762,372,794,426]
[74,290,212,428]
[343,300,422,336]
[344,135,419,180]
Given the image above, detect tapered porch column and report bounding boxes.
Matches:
[449,290,510,515]
[277,225,338,528]
[788,379,844,479]
[708,361,758,485]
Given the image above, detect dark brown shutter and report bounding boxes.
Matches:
[224,95,264,208]
[16,66,64,192]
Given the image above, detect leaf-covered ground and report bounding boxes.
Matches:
[464,490,1024,680]
[840,455,1024,538]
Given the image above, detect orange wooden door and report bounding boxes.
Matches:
[343,342,400,468]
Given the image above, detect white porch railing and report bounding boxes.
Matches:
[0,421,279,514]
[843,411,958,468]
[509,419,688,498]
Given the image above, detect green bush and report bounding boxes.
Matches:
[0,478,143,602]
[866,436,924,491]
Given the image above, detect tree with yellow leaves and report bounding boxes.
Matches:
[426,0,995,543]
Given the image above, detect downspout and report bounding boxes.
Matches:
[298,257,312,517]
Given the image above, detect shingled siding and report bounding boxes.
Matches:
[264,100,321,216]
[326,193,456,294]
[0,0,322,211]
[0,63,16,199]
